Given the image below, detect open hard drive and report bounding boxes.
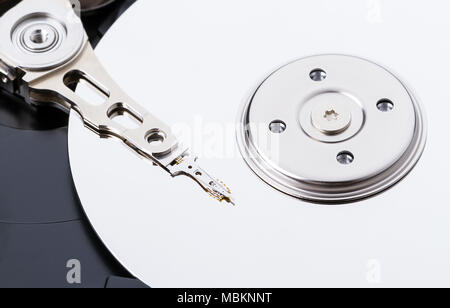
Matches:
[0,0,148,288]
[1,0,450,288]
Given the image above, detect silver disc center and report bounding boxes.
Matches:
[30,28,50,44]
[310,93,353,136]
[21,24,59,52]
[1,2,86,70]
[299,91,364,144]
[238,54,426,204]
[13,17,64,55]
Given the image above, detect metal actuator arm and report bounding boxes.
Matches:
[0,0,234,205]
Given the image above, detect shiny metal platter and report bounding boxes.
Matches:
[67,0,450,287]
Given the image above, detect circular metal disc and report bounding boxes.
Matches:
[0,0,85,70]
[68,0,450,287]
[239,55,426,203]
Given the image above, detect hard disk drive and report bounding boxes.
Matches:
[0,0,147,288]
[1,0,450,288]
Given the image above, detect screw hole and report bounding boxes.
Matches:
[377,99,394,112]
[146,130,166,145]
[269,120,287,134]
[337,151,354,165]
[310,69,327,82]
[30,29,49,44]
[196,171,202,176]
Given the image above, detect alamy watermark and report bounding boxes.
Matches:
[366,0,384,24]
[366,259,382,284]
[66,259,82,285]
